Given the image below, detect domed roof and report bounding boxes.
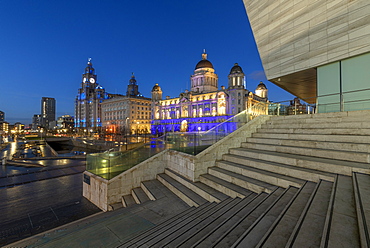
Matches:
[195,51,214,70]
[256,81,267,90]
[195,59,214,70]
[152,83,162,92]
[230,63,243,74]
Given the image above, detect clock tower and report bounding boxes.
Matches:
[75,58,107,133]
[81,58,97,86]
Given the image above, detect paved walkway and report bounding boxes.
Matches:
[7,183,190,248]
[0,159,101,247]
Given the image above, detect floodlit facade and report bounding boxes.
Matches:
[151,51,268,134]
[243,0,370,112]
[75,59,107,132]
[101,74,152,135]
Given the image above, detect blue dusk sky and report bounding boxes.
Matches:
[0,0,294,124]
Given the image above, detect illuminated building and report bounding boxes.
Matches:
[151,51,268,134]
[75,59,108,133]
[41,97,56,129]
[14,122,24,133]
[56,115,75,131]
[0,121,8,135]
[0,111,4,122]
[101,74,152,135]
[32,114,42,130]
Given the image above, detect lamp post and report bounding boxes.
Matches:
[197,126,201,155]
[125,117,130,150]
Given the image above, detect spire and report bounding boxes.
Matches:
[202,49,207,60]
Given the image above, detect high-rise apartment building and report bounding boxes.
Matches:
[41,97,56,129]
[75,59,107,133]
[0,111,4,122]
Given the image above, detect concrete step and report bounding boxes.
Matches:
[216,160,306,188]
[132,187,151,204]
[122,194,136,208]
[208,166,278,194]
[262,121,370,130]
[256,181,317,247]
[149,198,240,247]
[124,201,215,248]
[141,180,167,200]
[211,188,286,248]
[223,153,335,183]
[229,147,370,176]
[190,192,270,248]
[257,127,370,136]
[252,132,370,144]
[199,173,255,198]
[242,141,370,163]
[157,173,207,207]
[246,137,370,153]
[353,172,370,247]
[165,168,228,203]
[177,193,258,247]
[267,111,370,123]
[321,175,360,247]
[120,205,196,247]
[232,186,299,247]
[138,198,234,247]
[286,180,333,247]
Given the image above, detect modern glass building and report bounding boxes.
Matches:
[243,0,370,112]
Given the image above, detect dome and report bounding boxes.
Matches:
[195,59,214,70]
[230,63,243,74]
[195,51,214,70]
[152,83,162,92]
[256,81,267,90]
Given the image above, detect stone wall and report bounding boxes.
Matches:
[83,171,109,211]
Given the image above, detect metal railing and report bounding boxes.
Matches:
[269,88,370,116]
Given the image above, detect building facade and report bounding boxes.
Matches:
[41,97,56,129]
[151,52,268,135]
[243,0,370,112]
[75,59,107,133]
[32,114,42,130]
[101,74,152,135]
[56,115,75,131]
[0,111,4,122]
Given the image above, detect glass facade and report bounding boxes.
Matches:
[317,52,370,113]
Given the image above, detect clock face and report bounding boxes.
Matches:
[90,78,95,83]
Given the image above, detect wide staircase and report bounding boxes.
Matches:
[118,112,370,247]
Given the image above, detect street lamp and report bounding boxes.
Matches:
[196,126,201,155]
[125,117,130,150]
